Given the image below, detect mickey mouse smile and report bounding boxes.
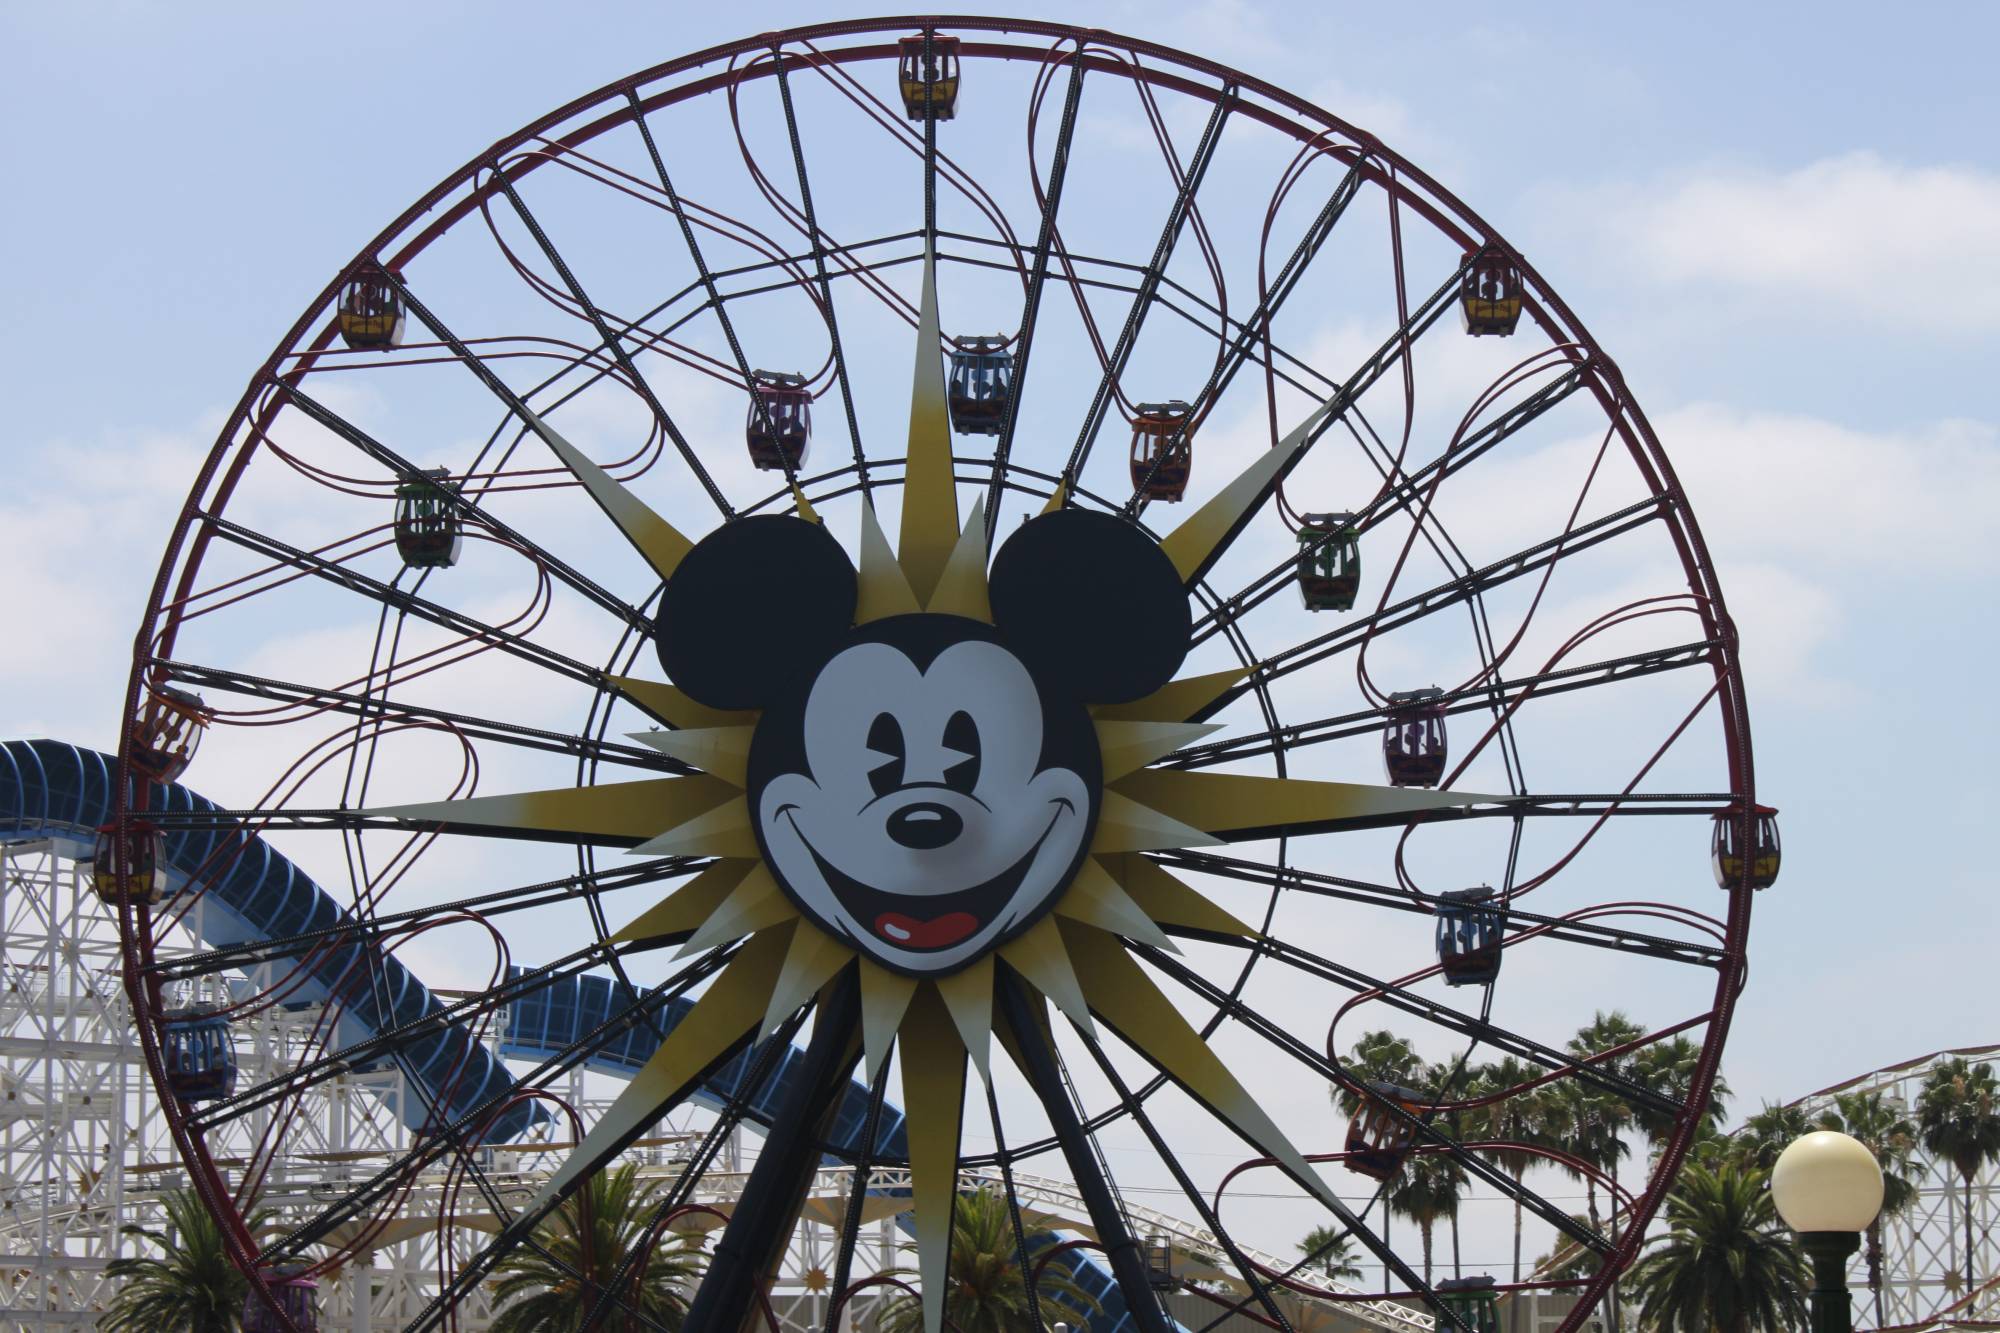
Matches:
[778,798,1076,952]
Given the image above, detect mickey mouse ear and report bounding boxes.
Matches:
[654,515,857,710]
[989,509,1190,704]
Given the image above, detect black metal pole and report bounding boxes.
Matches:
[683,968,862,1332]
[1800,1232,1859,1333]
[996,967,1172,1333]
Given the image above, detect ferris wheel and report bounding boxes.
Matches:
[107,18,1774,1333]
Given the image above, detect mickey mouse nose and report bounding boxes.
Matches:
[887,801,962,850]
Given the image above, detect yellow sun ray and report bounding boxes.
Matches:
[898,985,968,1333]
[856,499,922,624]
[1112,769,1499,840]
[857,959,919,1085]
[997,916,1095,1038]
[610,859,757,946]
[630,725,754,787]
[1090,789,1222,854]
[606,675,757,730]
[760,924,856,1040]
[535,924,794,1207]
[1156,390,1335,587]
[1053,858,1176,952]
[1093,665,1249,725]
[1057,918,1348,1215]
[522,401,694,581]
[790,483,818,523]
[1040,481,1068,514]
[628,795,758,860]
[675,864,796,957]
[923,496,992,621]
[934,954,996,1080]
[898,242,960,605]
[1093,719,1221,781]
[357,776,736,846]
[1099,853,1256,938]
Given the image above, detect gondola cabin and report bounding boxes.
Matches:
[1460,248,1523,337]
[1345,1081,1426,1180]
[162,1006,238,1103]
[746,370,811,471]
[948,336,1013,435]
[1712,804,1780,890]
[1437,1276,1501,1333]
[897,34,961,120]
[1298,513,1361,611]
[1130,400,1194,501]
[129,685,211,784]
[1145,1233,1175,1290]
[394,469,462,569]
[337,267,405,351]
[1435,887,1504,987]
[92,822,165,906]
[1383,688,1448,788]
[243,1265,318,1333]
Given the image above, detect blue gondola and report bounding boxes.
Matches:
[162,1006,239,1103]
[948,336,1013,435]
[1435,886,1504,987]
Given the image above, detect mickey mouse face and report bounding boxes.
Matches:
[750,617,1098,972]
[654,507,1189,977]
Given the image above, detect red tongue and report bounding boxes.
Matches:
[874,911,980,950]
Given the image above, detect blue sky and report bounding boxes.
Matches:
[5,0,1999,1270]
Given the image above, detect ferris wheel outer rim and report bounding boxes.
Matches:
[112,16,1758,1327]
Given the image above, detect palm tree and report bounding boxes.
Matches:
[1823,1089,1920,1328]
[1297,1225,1364,1284]
[1331,1030,1421,1116]
[1916,1057,2000,1290]
[878,1186,1100,1333]
[103,1188,267,1333]
[1624,1160,1807,1333]
[1471,1057,1545,1292]
[1628,1036,1732,1146]
[488,1163,705,1333]
[1731,1101,1813,1173]
[1389,1148,1467,1284]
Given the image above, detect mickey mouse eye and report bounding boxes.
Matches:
[942,710,981,795]
[865,713,906,800]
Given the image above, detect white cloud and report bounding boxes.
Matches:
[1549,152,2000,330]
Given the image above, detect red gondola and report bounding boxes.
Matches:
[746,371,811,471]
[337,266,405,350]
[1130,401,1194,501]
[1383,688,1447,788]
[243,1265,318,1333]
[1460,247,1523,337]
[129,685,211,784]
[1345,1081,1426,1180]
[91,821,166,906]
[1712,804,1781,890]
[897,34,961,120]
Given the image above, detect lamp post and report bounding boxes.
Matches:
[1772,1130,1886,1333]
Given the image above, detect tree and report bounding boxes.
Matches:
[103,1188,267,1333]
[1916,1057,2000,1290]
[878,1186,1100,1333]
[1730,1101,1813,1173]
[1628,1036,1731,1146]
[1331,1030,1421,1116]
[1822,1089,1920,1328]
[1471,1057,1546,1289]
[1296,1225,1364,1285]
[488,1163,705,1333]
[1389,1148,1467,1284]
[1624,1160,1807,1333]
